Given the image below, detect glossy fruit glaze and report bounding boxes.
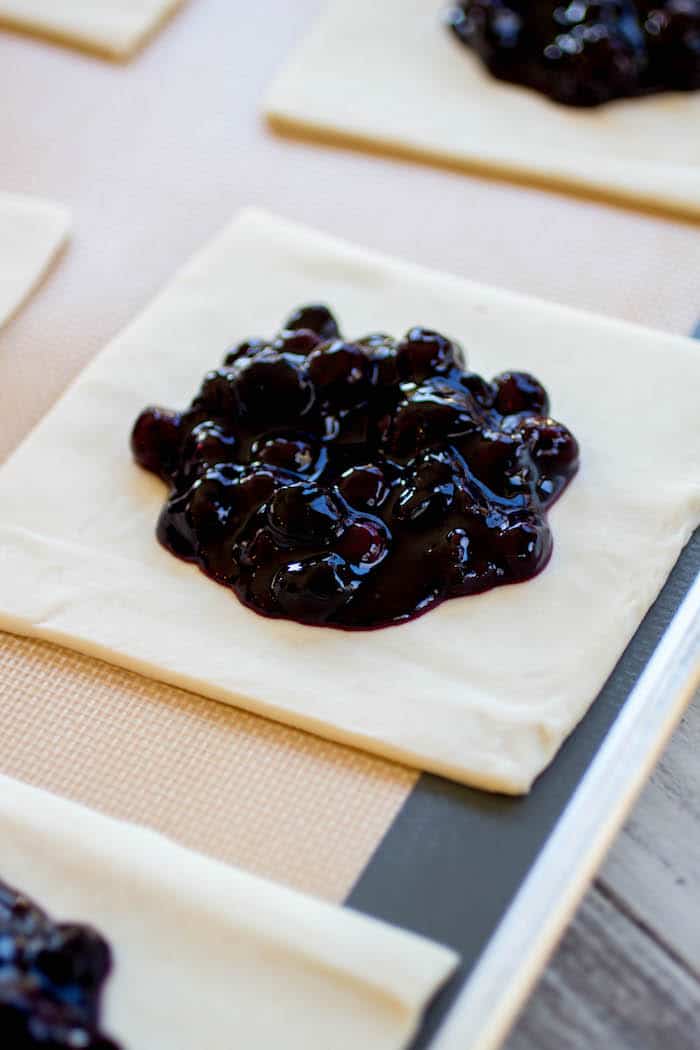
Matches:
[448,1,700,107]
[0,878,120,1049]
[131,305,579,629]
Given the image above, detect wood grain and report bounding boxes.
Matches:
[600,690,700,977]
[507,688,700,1048]
[506,887,700,1050]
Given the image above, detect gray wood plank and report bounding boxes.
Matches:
[505,887,700,1050]
[600,688,700,976]
[506,686,700,1050]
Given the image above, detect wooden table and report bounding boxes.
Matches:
[508,688,700,1049]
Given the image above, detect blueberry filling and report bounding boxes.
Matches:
[447,1,700,107]
[0,878,121,1049]
[131,305,579,629]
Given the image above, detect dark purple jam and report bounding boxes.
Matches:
[448,1,700,107]
[131,305,579,630]
[0,878,121,1049]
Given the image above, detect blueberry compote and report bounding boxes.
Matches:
[448,1,700,107]
[131,305,579,629]
[0,878,120,1049]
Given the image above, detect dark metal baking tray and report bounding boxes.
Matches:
[346,328,700,1050]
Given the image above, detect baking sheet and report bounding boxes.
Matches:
[0,0,698,1022]
[351,528,700,1047]
[348,318,700,1046]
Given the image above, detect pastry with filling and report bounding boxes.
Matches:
[0,773,458,1050]
[132,306,579,629]
[265,2,700,219]
[0,878,119,1050]
[448,1,700,107]
[0,209,696,793]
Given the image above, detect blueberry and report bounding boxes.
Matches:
[384,382,478,459]
[449,0,527,54]
[367,346,401,393]
[157,465,259,560]
[358,335,401,386]
[329,404,375,450]
[644,3,700,90]
[223,337,267,366]
[271,554,355,621]
[337,520,388,568]
[156,490,195,560]
[465,428,525,493]
[267,483,343,546]
[218,471,277,524]
[180,421,237,478]
[459,372,495,408]
[308,341,372,408]
[234,354,315,422]
[284,304,340,341]
[396,328,463,382]
[130,406,182,480]
[496,515,552,581]
[271,328,323,356]
[337,465,387,509]
[195,368,240,419]
[186,468,240,531]
[33,926,111,991]
[492,371,550,417]
[253,435,318,475]
[394,451,458,526]
[519,416,579,477]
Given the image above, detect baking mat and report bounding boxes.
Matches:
[0,633,416,902]
[0,0,699,906]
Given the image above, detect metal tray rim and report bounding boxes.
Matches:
[430,569,700,1050]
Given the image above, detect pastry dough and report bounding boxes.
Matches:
[0,208,697,794]
[265,0,700,221]
[0,0,185,59]
[0,773,458,1049]
[0,192,68,330]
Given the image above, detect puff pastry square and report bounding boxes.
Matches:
[0,192,68,330]
[0,0,185,59]
[265,0,700,221]
[0,208,697,793]
[0,774,458,1049]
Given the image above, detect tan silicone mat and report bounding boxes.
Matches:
[0,0,698,903]
[0,634,415,901]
